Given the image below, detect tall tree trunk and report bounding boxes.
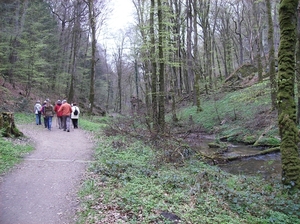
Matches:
[185,0,192,95]
[256,35,263,82]
[277,0,300,189]
[68,28,77,103]
[8,0,28,88]
[134,59,139,99]
[236,3,244,66]
[87,0,96,114]
[150,0,158,131]
[253,1,263,82]
[297,4,300,124]
[173,0,183,96]
[221,14,231,78]
[132,0,151,117]
[193,1,202,112]
[116,48,123,113]
[157,0,165,132]
[266,0,277,110]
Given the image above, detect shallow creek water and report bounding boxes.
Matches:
[188,136,282,180]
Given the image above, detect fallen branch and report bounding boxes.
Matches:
[226,147,280,161]
[195,146,280,165]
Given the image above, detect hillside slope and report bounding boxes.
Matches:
[175,80,279,147]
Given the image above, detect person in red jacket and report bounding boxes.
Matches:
[58,100,72,132]
[54,100,63,129]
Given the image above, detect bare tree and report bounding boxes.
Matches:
[132,0,152,115]
[112,36,126,113]
[83,0,109,114]
[157,0,165,132]
[266,0,277,109]
[150,0,158,130]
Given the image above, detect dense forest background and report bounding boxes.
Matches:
[1,0,300,194]
[0,0,284,117]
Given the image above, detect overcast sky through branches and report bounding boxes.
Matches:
[99,0,134,54]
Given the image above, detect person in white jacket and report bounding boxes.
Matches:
[34,100,42,125]
[71,103,80,129]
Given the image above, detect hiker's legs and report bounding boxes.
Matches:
[73,119,78,128]
[66,116,71,131]
[35,114,39,125]
[62,116,67,130]
[57,116,62,129]
[71,119,76,128]
[44,116,48,128]
[48,116,53,130]
[38,113,42,125]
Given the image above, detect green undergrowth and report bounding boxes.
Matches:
[175,81,280,146]
[78,115,109,132]
[0,136,33,175]
[77,120,300,224]
[0,113,33,174]
[14,112,34,124]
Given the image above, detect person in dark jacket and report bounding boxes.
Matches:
[42,100,55,130]
[41,101,48,128]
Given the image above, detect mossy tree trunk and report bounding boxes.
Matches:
[0,112,23,137]
[277,0,300,189]
[296,4,300,123]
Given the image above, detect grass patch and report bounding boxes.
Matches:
[79,116,109,132]
[0,112,34,174]
[0,137,33,174]
[77,122,300,223]
[176,81,277,144]
[14,112,35,124]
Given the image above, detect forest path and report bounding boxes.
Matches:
[0,120,94,224]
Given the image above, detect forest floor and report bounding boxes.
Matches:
[0,120,94,224]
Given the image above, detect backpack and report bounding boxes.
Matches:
[74,107,78,115]
[36,104,42,114]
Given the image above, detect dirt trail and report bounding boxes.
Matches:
[0,121,94,224]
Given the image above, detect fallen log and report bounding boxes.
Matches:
[196,146,280,164]
[226,147,280,161]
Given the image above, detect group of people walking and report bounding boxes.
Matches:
[34,99,80,131]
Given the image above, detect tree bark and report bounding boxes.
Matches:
[157,0,165,132]
[192,1,202,112]
[296,4,300,123]
[185,0,192,95]
[0,112,23,138]
[87,0,96,114]
[267,0,277,110]
[150,0,158,131]
[277,0,300,189]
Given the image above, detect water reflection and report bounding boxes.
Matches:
[187,136,282,179]
[218,153,281,180]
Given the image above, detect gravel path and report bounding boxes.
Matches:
[0,121,94,224]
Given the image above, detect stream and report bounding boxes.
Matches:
[186,135,282,180]
[218,145,281,180]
